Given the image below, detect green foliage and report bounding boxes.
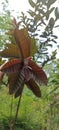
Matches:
[0,83,59,130]
[0,0,59,130]
[0,0,13,49]
[0,14,13,49]
[0,57,59,130]
[0,59,59,130]
[55,7,59,20]
[19,0,59,66]
[28,0,36,8]
[0,0,59,66]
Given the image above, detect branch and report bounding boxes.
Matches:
[42,51,57,68]
[42,57,54,68]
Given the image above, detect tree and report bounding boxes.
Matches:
[19,0,59,67]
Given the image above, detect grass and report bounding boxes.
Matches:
[0,86,42,130]
[0,85,59,130]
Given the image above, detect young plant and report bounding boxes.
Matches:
[0,18,47,130]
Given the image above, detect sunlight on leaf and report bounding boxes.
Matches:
[0,43,20,58]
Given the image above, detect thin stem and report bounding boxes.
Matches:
[9,94,22,130]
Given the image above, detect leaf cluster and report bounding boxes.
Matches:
[18,0,59,66]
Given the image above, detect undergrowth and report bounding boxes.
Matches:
[0,85,59,130]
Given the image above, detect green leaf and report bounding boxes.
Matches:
[30,38,38,56]
[47,0,56,8]
[45,7,54,20]
[34,14,42,21]
[28,10,35,17]
[37,0,46,5]
[49,17,55,28]
[55,7,59,20]
[0,43,20,58]
[28,0,35,8]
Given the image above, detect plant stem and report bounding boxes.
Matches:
[9,94,22,130]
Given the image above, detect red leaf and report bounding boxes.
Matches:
[8,69,24,97]
[28,59,47,85]
[13,18,18,27]
[0,59,23,73]
[14,28,31,58]
[15,83,24,98]
[14,69,25,98]
[26,79,41,97]
[0,71,4,81]
[8,72,19,94]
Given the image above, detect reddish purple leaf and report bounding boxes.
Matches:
[26,79,41,97]
[28,59,47,85]
[0,59,23,74]
[0,71,4,81]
